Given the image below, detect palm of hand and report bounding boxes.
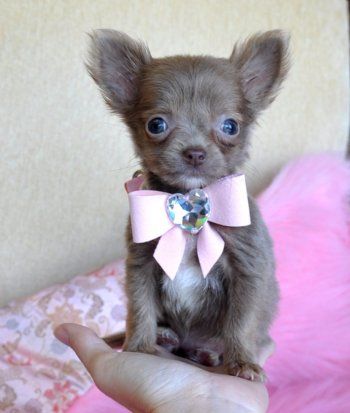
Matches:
[54,324,269,413]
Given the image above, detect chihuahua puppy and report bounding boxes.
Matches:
[87,29,289,381]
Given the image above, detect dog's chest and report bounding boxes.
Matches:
[161,236,221,314]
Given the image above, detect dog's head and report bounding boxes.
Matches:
[87,30,289,191]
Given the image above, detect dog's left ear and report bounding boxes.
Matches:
[230,30,290,120]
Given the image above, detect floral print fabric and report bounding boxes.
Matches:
[0,261,127,413]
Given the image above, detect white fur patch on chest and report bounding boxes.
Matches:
[163,263,204,311]
[161,236,216,312]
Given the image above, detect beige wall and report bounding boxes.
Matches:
[0,0,349,305]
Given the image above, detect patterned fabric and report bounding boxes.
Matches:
[0,261,126,413]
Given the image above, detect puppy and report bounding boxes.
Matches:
[87,29,289,381]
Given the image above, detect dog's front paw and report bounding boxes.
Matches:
[186,348,222,367]
[156,327,180,352]
[123,337,156,354]
[226,361,266,382]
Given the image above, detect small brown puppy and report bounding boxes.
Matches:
[87,29,289,381]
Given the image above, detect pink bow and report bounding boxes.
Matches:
[125,174,251,279]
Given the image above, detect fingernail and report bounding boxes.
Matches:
[54,325,70,346]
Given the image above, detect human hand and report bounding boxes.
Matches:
[54,323,269,413]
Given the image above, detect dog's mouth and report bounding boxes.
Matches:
[166,169,222,192]
[145,161,228,193]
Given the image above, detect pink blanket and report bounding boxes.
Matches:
[1,154,349,412]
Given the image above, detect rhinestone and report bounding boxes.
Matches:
[166,189,210,234]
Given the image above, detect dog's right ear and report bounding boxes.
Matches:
[86,29,151,115]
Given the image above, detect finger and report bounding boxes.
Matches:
[54,323,114,370]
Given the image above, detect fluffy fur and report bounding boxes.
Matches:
[87,29,289,381]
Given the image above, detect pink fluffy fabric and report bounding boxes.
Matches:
[68,154,350,413]
[260,154,350,412]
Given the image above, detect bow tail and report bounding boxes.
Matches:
[153,226,187,280]
[197,223,225,277]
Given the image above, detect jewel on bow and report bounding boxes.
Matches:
[125,174,251,279]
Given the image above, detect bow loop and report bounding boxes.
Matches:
[126,174,250,279]
[128,190,172,242]
[205,174,251,226]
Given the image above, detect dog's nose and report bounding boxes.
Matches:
[182,148,207,166]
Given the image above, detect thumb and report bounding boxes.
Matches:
[54,323,150,412]
[54,323,114,371]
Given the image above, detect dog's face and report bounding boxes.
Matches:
[88,30,289,191]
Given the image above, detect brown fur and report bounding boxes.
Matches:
[87,29,289,381]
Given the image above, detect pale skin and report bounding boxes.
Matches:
[54,323,272,413]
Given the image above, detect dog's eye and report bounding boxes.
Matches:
[221,118,239,136]
[147,117,168,135]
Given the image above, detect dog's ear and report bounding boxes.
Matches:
[230,30,290,120]
[86,29,151,115]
